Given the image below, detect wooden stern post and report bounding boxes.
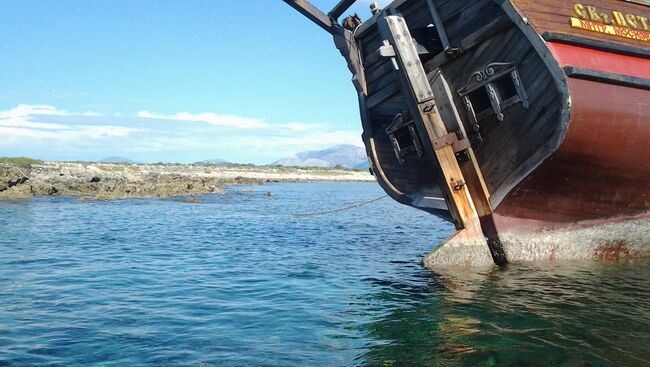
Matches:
[377,14,508,265]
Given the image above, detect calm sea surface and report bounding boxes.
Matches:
[0,182,648,366]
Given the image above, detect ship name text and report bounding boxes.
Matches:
[571,4,650,42]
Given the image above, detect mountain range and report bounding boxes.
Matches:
[97,145,369,169]
[195,158,230,165]
[99,156,138,164]
[272,144,368,169]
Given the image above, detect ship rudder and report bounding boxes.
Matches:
[422,219,494,269]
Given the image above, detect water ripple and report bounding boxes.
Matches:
[0,183,648,366]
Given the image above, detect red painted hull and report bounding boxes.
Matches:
[493,42,650,246]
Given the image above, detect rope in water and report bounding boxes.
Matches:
[291,194,388,217]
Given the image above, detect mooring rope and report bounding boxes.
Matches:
[291,194,388,217]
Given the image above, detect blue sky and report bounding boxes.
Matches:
[0,0,390,163]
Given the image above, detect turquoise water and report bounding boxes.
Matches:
[0,182,648,366]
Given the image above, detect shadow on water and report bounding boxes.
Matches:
[358,260,650,367]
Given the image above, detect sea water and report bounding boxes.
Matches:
[0,182,648,366]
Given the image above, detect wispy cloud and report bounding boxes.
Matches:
[0,104,71,130]
[0,104,141,143]
[0,104,362,163]
[0,125,140,139]
[0,104,99,120]
[137,111,267,129]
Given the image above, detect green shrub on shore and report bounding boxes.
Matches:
[0,157,43,165]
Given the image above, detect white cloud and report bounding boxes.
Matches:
[0,126,44,138]
[0,103,362,163]
[75,125,141,138]
[0,119,69,130]
[137,110,267,129]
[0,125,140,141]
[0,104,105,130]
[0,104,139,147]
[0,104,70,130]
[0,104,99,119]
[0,104,68,118]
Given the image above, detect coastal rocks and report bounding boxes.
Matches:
[0,161,372,200]
[0,165,30,191]
[0,165,32,199]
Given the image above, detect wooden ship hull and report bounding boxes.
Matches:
[284,0,650,268]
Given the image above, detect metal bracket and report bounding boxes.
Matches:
[421,102,435,114]
[378,40,400,71]
[445,47,462,58]
[378,43,396,57]
[432,132,471,152]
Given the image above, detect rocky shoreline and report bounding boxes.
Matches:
[0,161,373,200]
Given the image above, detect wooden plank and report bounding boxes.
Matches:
[366,82,400,109]
[369,68,397,92]
[329,0,356,20]
[444,1,501,44]
[426,0,450,50]
[438,0,485,22]
[427,15,511,67]
[283,0,337,34]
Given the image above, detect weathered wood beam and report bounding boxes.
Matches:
[283,0,338,34]
[378,14,508,265]
[425,0,450,51]
[329,0,357,20]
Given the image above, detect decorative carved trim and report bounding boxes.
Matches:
[458,62,515,96]
[458,61,531,138]
[463,96,482,142]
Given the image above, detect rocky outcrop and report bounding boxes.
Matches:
[0,161,373,200]
[0,165,32,198]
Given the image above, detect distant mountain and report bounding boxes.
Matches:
[99,156,138,164]
[196,158,229,165]
[273,144,368,169]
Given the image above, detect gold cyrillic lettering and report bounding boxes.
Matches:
[573,4,588,19]
[638,16,649,31]
[601,13,610,25]
[626,14,639,29]
[612,11,627,27]
[586,6,602,21]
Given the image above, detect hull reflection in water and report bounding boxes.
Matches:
[360,259,650,367]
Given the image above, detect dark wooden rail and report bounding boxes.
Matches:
[283,0,364,34]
